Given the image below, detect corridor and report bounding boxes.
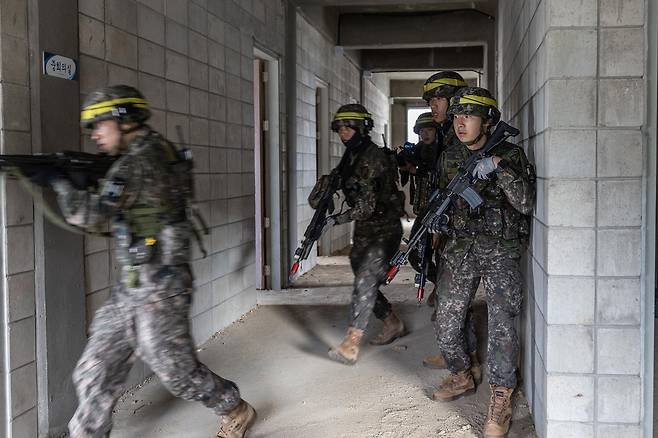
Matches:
[111,260,536,437]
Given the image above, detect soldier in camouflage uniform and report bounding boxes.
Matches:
[315,104,406,365]
[419,72,480,379]
[396,112,440,284]
[48,85,256,438]
[429,87,535,438]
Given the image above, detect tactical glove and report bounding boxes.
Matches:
[472,156,498,180]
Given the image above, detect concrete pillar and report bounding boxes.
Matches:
[30,0,87,436]
[498,0,648,436]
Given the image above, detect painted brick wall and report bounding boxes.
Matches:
[498,0,646,436]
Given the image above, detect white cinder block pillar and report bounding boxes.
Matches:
[499,0,648,436]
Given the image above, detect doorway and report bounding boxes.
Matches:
[254,49,282,290]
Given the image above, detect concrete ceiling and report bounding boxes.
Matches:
[294,0,497,17]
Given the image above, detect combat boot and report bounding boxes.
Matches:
[328,327,364,365]
[216,400,257,438]
[422,353,447,369]
[470,351,482,384]
[432,370,475,401]
[483,385,514,437]
[369,312,408,345]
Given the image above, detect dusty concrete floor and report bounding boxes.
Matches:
[111,260,537,438]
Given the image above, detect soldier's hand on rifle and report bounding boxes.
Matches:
[426,213,449,234]
[328,210,352,226]
[472,156,503,180]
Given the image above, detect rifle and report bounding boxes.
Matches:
[413,232,432,304]
[0,151,116,189]
[386,121,520,289]
[289,157,347,279]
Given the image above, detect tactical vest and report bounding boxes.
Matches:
[442,141,533,241]
[341,140,405,221]
[115,130,198,268]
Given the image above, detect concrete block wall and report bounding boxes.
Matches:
[78,0,286,372]
[498,0,646,436]
[0,0,39,434]
[293,12,389,267]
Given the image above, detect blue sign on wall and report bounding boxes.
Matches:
[43,52,78,81]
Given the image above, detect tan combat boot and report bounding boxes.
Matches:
[328,327,364,365]
[216,400,257,438]
[483,385,514,437]
[422,353,447,369]
[470,352,482,384]
[369,312,408,345]
[432,370,476,401]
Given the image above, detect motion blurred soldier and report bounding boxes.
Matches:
[420,72,480,379]
[429,87,535,438]
[311,104,406,365]
[47,85,256,438]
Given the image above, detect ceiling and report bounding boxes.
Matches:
[293,0,497,17]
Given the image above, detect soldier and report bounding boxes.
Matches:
[419,72,480,380]
[429,87,535,438]
[46,85,256,438]
[314,104,406,365]
[396,112,440,285]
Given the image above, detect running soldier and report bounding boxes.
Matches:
[46,85,256,438]
[429,87,535,438]
[311,104,406,365]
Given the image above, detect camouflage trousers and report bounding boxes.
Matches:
[68,265,240,438]
[435,238,523,388]
[407,216,438,283]
[348,219,403,331]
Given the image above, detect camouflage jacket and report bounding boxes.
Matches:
[52,127,193,269]
[413,121,457,215]
[340,138,405,224]
[438,140,535,262]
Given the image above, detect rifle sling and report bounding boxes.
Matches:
[13,171,112,238]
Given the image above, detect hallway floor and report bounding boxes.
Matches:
[111,260,537,438]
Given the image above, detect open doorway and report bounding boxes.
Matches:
[254,49,282,290]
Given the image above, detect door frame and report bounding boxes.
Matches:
[253,47,282,290]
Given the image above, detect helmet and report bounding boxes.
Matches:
[447,87,501,125]
[422,71,467,102]
[80,85,151,128]
[413,112,440,134]
[331,103,374,135]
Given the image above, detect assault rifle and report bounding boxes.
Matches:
[386,121,520,289]
[289,166,343,279]
[0,151,116,189]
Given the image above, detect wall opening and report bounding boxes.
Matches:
[253,48,282,290]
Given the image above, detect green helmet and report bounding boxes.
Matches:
[81,85,151,128]
[422,71,467,103]
[331,103,374,135]
[413,112,440,134]
[447,86,501,125]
